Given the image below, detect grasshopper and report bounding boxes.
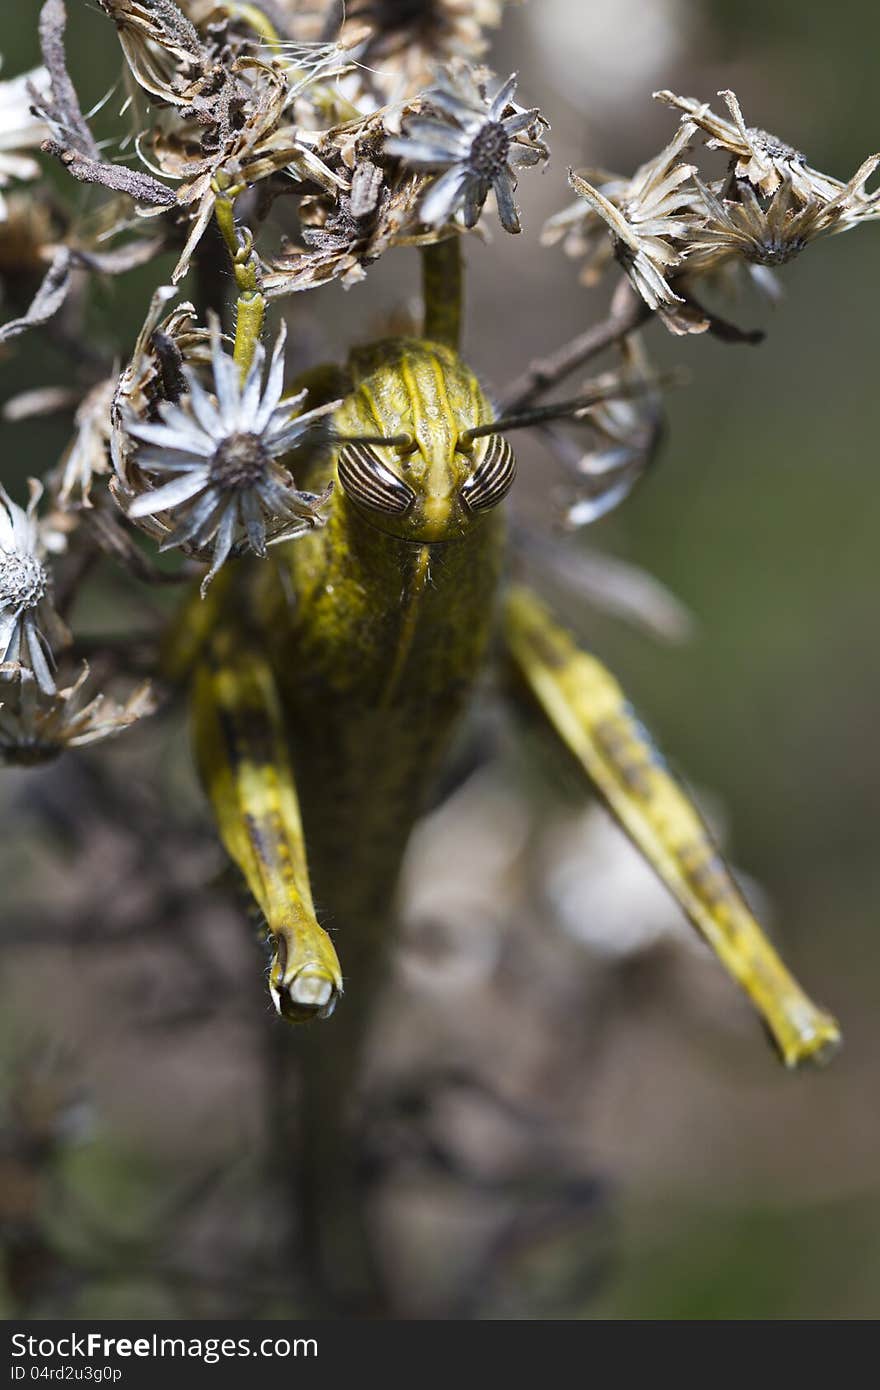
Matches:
[176,242,840,1075]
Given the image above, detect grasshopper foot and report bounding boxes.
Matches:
[270,962,342,1023]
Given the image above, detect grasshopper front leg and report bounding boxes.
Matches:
[503,585,841,1069]
[191,633,342,1021]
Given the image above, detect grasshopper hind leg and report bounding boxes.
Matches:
[502,584,841,1069]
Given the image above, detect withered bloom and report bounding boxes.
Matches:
[386,63,549,233]
[0,661,154,766]
[111,284,210,480]
[538,337,663,529]
[0,65,50,219]
[341,0,508,101]
[540,86,880,328]
[120,318,338,594]
[159,58,346,282]
[563,123,707,334]
[262,88,451,296]
[97,0,211,109]
[541,169,629,287]
[684,160,880,273]
[0,481,68,695]
[264,156,430,293]
[98,2,347,280]
[654,88,840,201]
[53,379,116,508]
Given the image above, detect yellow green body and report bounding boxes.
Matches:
[189,338,503,1021]
[256,343,502,921]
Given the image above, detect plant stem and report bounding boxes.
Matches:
[212,175,267,378]
[421,237,463,350]
[232,289,266,376]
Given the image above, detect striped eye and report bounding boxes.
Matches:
[460,434,517,512]
[336,442,415,516]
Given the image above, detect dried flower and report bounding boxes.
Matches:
[0,481,68,695]
[168,58,347,279]
[342,0,508,101]
[564,123,707,334]
[654,88,840,201]
[111,284,210,480]
[97,0,211,110]
[684,160,880,273]
[540,336,663,527]
[541,169,628,287]
[0,661,154,766]
[264,158,430,293]
[386,64,549,233]
[0,65,50,220]
[565,416,659,528]
[53,379,116,507]
[97,1,347,280]
[261,97,448,295]
[121,319,339,593]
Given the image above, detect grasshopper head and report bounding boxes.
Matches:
[333,338,516,543]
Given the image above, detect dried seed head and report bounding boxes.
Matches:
[0,482,67,694]
[386,64,549,234]
[121,313,338,594]
[326,0,509,101]
[0,547,47,613]
[468,120,510,177]
[654,89,836,201]
[0,661,155,766]
[562,123,708,335]
[747,127,804,164]
[209,432,272,490]
[683,164,880,277]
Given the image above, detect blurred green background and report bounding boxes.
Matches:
[1,0,878,1319]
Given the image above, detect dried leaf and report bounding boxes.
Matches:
[0,247,72,343]
[2,386,79,422]
[74,238,165,275]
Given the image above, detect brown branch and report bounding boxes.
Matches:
[682,288,766,345]
[41,141,175,206]
[501,280,651,410]
[83,507,194,587]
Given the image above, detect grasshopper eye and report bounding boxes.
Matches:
[337,442,415,516]
[460,434,517,512]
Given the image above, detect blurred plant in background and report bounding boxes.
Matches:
[0,0,878,1320]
